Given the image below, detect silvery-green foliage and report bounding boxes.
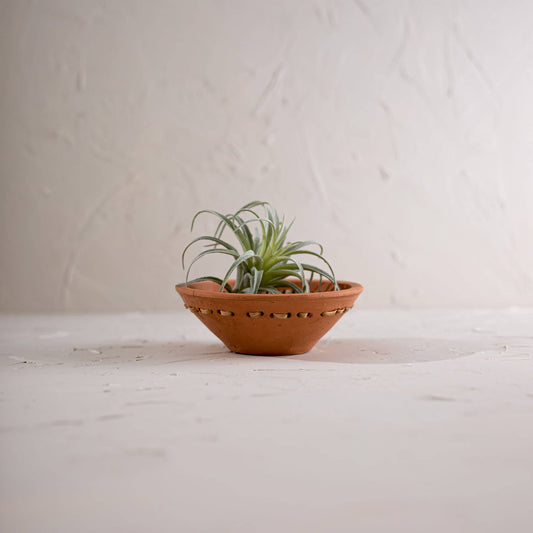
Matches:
[179,201,338,293]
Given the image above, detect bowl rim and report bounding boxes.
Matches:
[175,279,363,301]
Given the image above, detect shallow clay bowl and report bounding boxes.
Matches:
[175,279,363,356]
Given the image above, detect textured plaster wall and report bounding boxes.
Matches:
[1,0,533,312]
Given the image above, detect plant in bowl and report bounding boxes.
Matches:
[175,201,363,355]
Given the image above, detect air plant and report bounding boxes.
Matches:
[179,201,338,294]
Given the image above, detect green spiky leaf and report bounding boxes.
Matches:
[179,201,339,294]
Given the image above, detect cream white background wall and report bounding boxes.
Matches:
[1,0,532,311]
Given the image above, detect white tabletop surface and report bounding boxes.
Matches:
[1,309,532,533]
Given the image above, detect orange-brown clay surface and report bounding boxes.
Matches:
[175,279,363,355]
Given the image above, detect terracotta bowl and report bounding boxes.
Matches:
[175,279,363,356]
